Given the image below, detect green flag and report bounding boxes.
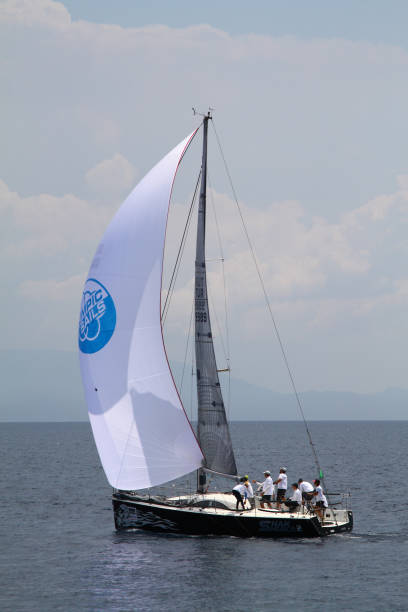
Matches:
[319,469,324,479]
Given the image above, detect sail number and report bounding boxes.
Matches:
[195,283,207,323]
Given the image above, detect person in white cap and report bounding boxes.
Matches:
[274,467,288,510]
[253,471,274,509]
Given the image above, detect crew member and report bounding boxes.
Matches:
[284,483,302,511]
[243,475,254,508]
[274,467,288,510]
[298,478,314,503]
[253,470,274,509]
[232,481,246,511]
[313,479,328,520]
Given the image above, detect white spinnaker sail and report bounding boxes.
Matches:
[78,131,204,490]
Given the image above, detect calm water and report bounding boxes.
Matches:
[0,421,407,612]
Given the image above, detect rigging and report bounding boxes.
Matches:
[211,118,326,490]
[161,169,202,324]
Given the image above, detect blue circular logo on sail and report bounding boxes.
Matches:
[79,278,116,354]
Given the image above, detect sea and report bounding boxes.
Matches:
[0,421,407,612]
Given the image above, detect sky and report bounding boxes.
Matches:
[2,0,408,408]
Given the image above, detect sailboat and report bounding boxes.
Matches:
[78,111,353,537]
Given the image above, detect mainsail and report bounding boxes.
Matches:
[195,115,238,480]
[78,131,204,491]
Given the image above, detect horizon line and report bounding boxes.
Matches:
[1,418,407,424]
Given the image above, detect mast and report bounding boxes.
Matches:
[195,112,237,493]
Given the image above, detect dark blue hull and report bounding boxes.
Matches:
[112,495,353,538]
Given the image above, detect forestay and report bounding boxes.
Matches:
[78,131,204,490]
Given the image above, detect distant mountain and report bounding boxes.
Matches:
[229,380,408,420]
[0,349,85,421]
[1,350,407,421]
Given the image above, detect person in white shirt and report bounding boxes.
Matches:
[253,470,274,509]
[274,467,288,510]
[312,479,328,520]
[243,475,254,508]
[232,482,247,511]
[298,478,314,503]
[284,483,302,511]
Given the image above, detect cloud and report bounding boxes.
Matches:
[1,137,408,389]
[3,0,408,214]
[164,180,408,347]
[19,274,84,301]
[85,153,137,202]
[397,174,408,191]
[0,180,112,262]
[3,0,408,391]
[0,0,70,28]
[0,159,127,351]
